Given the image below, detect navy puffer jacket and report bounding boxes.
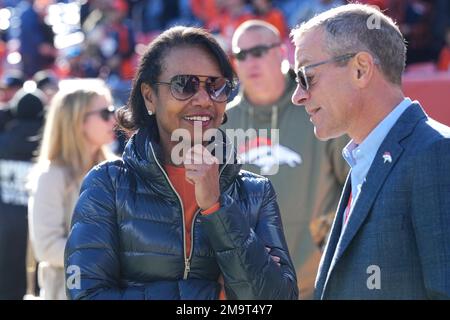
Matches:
[65,121,298,300]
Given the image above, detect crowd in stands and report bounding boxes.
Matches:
[0,1,449,99]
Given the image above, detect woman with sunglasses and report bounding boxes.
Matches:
[65,26,298,300]
[28,82,117,299]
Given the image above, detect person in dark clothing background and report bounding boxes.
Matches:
[0,70,25,110]
[0,88,46,299]
[18,0,57,77]
[0,70,25,130]
[32,69,59,103]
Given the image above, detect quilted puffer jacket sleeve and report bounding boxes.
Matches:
[65,164,181,300]
[201,179,299,299]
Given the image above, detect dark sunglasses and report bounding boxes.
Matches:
[233,43,281,61]
[296,53,357,91]
[154,74,235,103]
[85,105,116,121]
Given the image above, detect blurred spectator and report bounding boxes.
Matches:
[28,82,116,300]
[391,0,448,65]
[80,0,111,33]
[224,20,349,299]
[164,0,200,28]
[403,0,436,63]
[61,45,102,78]
[277,0,344,29]
[251,0,288,39]
[214,0,253,51]
[18,0,57,77]
[0,87,46,300]
[79,0,111,29]
[0,35,6,77]
[190,0,220,30]
[100,0,136,80]
[0,69,25,110]
[32,69,59,103]
[437,27,450,71]
[78,0,112,78]
[81,0,135,80]
[133,0,197,33]
[431,0,450,67]
[137,0,165,32]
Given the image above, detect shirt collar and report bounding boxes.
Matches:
[342,97,412,168]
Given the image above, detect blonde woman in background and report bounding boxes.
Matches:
[28,81,117,299]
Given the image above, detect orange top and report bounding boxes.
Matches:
[165,165,198,256]
[165,165,225,299]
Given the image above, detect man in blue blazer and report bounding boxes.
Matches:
[291,3,450,299]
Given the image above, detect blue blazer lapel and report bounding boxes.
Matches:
[334,141,404,259]
[320,103,427,298]
[315,174,351,299]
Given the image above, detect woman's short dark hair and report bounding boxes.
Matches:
[117,26,236,133]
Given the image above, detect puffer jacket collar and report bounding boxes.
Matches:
[122,118,242,200]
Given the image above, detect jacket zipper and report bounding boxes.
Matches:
[185,208,201,279]
[185,157,230,279]
[149,143,190,279]
[150,140,234,280]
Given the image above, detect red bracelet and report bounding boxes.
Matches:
[201,202,221,215]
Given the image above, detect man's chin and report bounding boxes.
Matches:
[314,128,333,142]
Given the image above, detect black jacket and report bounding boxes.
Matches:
[65,120,298,300]
[0,90,44,299]
[0,90,44,210]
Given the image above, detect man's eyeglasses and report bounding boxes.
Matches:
[154,74,235,103]
[296,53,356,91]
[233,43,281,61]
[85,105,116,121]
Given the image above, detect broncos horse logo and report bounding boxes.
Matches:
[238,137,302,175]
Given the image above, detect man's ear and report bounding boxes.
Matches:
[141,83,155,113]
[352,51,375,88]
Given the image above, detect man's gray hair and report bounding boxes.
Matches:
[291,3,406,85]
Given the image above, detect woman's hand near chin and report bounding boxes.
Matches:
[184,144,220,210]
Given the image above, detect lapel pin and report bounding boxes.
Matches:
[382,151,392,164]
